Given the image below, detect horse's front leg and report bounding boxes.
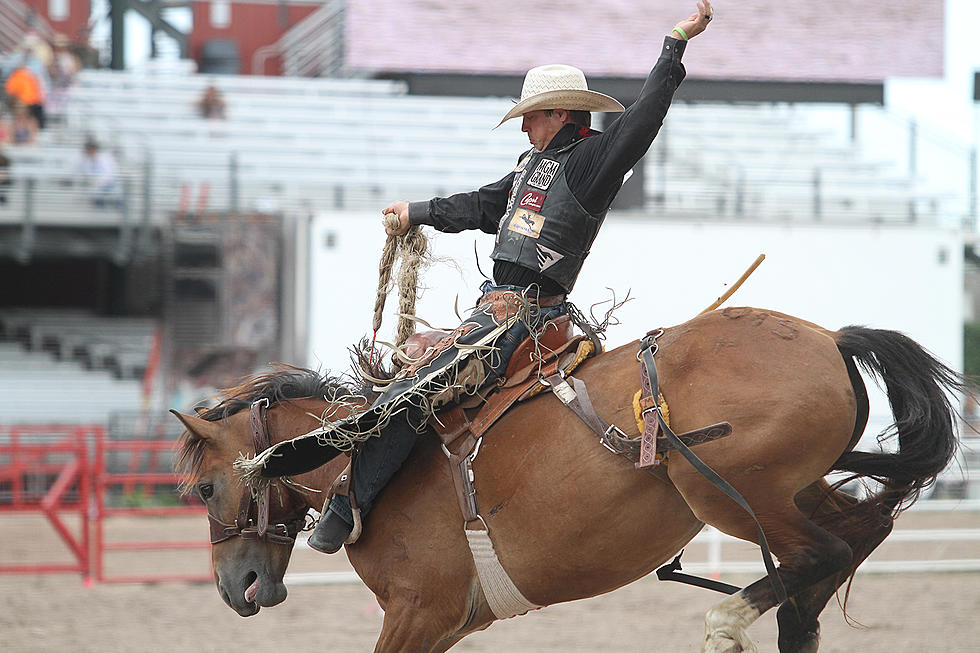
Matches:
[373,605,449,653]
[372,597,488,653]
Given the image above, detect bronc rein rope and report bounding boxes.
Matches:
[369,213,430,365]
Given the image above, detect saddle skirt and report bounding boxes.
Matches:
[425,315,593,445]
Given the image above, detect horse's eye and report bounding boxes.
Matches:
[199,483,214,500]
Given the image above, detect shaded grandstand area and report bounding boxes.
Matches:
[1,67,968,228]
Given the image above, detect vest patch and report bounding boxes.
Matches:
[536,244,564,271]
[507,209,545,238]
[518,190,546,212]
[528,159,560,190]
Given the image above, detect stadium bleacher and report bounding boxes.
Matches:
[0,309,154,424]
[0,68,952,230]
[0,343,145,425]
[0,308,156,375]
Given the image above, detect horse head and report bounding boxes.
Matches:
[171,368,358,617]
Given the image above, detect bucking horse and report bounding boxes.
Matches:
[173,306,963,652]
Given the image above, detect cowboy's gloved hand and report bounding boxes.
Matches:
[381,201,411,236]
[673,0,713,39]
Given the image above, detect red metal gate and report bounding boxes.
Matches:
[92,424,211,583]
[2,417,214,583]
[0,425,96,579]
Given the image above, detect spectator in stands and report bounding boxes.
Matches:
[46,34,83,119]
[4,59,46,130]
[21,33,53,78]
[8,102,38,145]
[70,27,100,70]
[196,85,227,120]
[298,3,714,554]
[51,34,82,86]
[73,137,121,208]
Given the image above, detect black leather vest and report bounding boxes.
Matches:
[490,141,610,293]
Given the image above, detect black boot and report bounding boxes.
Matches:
[307,510,353,554]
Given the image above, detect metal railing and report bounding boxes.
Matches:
[252,0,347,77]
[0,0,54,53]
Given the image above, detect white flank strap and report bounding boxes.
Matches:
[465,527,542,619]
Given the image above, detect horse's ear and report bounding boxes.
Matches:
[170,409,220,440]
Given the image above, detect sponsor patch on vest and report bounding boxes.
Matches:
[536,244,564,272]
[507,209,546,238]
[518,190,546,212]
[528,159,560,190]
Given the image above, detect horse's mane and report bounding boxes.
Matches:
[175,364,356,494]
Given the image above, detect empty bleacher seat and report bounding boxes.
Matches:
[0,68,953,226]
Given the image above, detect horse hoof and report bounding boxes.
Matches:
[704,633,757,653]
[704,642,743,653]
[779,632,819,653]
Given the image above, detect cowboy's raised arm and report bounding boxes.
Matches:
[566,1,713,214]
[670,0,713,41]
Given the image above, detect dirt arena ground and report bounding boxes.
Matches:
[3,511,979,652]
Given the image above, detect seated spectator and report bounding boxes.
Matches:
[73,137,121,208]
[5,59,46,129]
[9,102,38,145]
[196,85,227,120]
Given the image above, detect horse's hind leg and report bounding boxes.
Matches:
[669,473,855,653]
[700,512,853,653]
[774,483,895,653]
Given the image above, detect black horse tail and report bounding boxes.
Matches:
[833,326,965,515]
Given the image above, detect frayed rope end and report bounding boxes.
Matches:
[233,449,275,489]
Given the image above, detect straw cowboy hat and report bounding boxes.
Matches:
[496,64,625,127]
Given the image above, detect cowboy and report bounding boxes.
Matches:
[241,2,714,553]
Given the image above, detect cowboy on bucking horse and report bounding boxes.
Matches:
[242,2,715,553]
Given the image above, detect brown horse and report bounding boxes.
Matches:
[173,307,963,653]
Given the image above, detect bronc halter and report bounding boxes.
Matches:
[207,399,311,546]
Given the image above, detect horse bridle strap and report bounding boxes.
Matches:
[207,399,308,546]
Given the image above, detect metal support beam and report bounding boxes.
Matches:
[115,178,133,265]
[110,0,191,68]
[229,152,239,214]
[127,0,190,59]
[971,148,978,230]
[16,178,36,263]
[110,0,126,70]
[138,153,154,255]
